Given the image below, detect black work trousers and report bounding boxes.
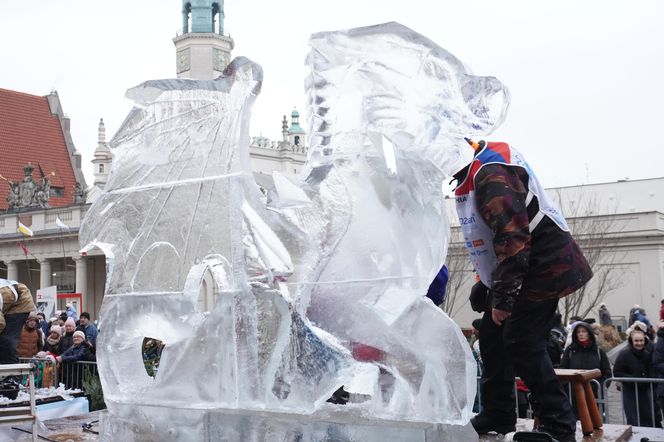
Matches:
[479,296,575,434]
[0,312,29,364]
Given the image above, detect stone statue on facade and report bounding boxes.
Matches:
[19,167,37,207]
[73,182,86,204]
[5,179,20,208]
[1,164,52,211]
[33,176,51,208]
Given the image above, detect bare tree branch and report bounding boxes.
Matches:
[552,187,627,324]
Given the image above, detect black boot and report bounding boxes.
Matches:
[471,412,516,434]
[533,425,576,442]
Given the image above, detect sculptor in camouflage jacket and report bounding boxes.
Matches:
[456,162,593,312]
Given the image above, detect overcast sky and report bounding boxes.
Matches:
[2,0,662,188]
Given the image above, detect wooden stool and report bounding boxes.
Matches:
[553,368,603,436]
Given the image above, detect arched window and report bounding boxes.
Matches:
[99,164,104,173]
[197,268,217,312]
[212,2,221,34]
[182,2,192,33]
[294,135,300,146]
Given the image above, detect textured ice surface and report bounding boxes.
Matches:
[80,22,508,441]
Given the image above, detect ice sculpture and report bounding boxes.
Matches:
[80,22,509,441]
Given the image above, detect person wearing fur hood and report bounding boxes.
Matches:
[561,322,611,380]
[560,322,612,417]
[614,328,657,427]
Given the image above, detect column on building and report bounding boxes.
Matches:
[74,256,87,296]
[39,258,52,289]
[6,261,19,281]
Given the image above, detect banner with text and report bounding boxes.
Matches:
[36,285,57,319]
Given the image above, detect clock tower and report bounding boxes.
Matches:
[173,1,234,80]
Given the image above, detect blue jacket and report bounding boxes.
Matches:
[65,306,78,321]
[78,323,98,347]
[60,343,92,363]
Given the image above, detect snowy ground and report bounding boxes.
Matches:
[0,384,82,406]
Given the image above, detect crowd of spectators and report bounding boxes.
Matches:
[471,302,664,428]
[17,305,98,365]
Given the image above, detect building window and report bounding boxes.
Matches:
[294,136,300,146]
[293,169,297,174]
[50,187,65,197]
[99,164,105,173]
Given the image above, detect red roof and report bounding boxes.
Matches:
[0,88,79,211]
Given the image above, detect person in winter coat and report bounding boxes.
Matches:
[659,300,664,322]
[0,280,37,364]
[43,325,63,355]
[560,322,612,417]
[56,331,92,363]
[629,305,641,327]
[64,303,78,321]
[599,303,612,326]
[60,317,77,353]
[651,322,664,427]
[627,320,656,348]
[77,312,98,347]
[57,331,93,389]
[57,312,67,327]
[16,311,44,358]
[457,140,593,442]
[614,329,657,427]
[36,312,49,336]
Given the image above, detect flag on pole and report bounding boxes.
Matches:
[55,216,70,231]
[17,221,34,237]
[16,241,29,256]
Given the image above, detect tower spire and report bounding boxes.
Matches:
[174,1,234,79]
[92,118,112,189]
[98,118,106,144]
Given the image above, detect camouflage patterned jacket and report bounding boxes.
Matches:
[455,161,593,312]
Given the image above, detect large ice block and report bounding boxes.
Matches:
[80,22,509,441]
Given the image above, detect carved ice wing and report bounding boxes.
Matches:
[79,57,264,295]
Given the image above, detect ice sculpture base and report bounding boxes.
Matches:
[100,403,478,441]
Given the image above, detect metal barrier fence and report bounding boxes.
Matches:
[17,358,58,389]
[602,377,664,428]
[476,376,664,428]
[18,358,99,392]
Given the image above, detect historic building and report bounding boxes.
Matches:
[0,88,101,316]
[0,0,305,319]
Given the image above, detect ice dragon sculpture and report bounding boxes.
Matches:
[80,22,509,440]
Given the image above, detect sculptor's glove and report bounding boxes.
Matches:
[469,281,489,313]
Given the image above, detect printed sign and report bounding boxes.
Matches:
[36,285,57,319]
